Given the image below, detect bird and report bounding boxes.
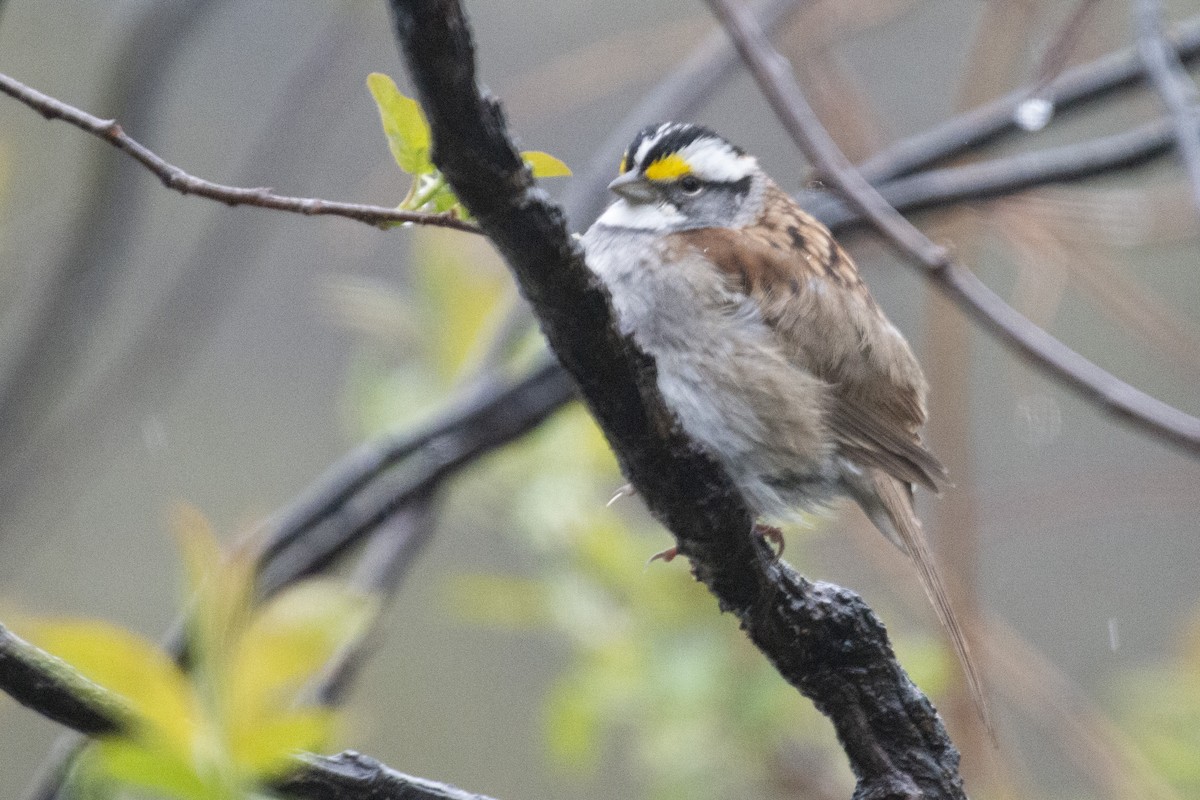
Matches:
[581,121,989,730]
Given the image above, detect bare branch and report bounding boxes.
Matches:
[1134,0,1200,213]
[0,71,480,234]
[858,14,1200,183]
[809,113,1188,230]
[707,0,1200,458]
[254,360,574,596]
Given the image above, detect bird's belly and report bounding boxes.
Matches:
[649,324,841,520]
[585,231,839,519]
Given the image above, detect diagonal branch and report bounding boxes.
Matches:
[1133,0,1200,213]
[807,113,1196,230]
[0,71,479,234]
[387,0,966,797]
[254,361,574,596]
[707,0,1200,458]
[858,14,1200,183]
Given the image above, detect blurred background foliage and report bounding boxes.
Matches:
[2,1,1200,799]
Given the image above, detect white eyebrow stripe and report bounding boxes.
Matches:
[677,139,756,181]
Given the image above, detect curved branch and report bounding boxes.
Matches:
[388,0,966,797]
[0,72,479,234]
[708,0,1200,458]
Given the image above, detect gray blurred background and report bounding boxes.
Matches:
[2,0,1200,798]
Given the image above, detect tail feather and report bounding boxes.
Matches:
[868,470,994,739]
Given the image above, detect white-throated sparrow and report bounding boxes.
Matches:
[583,122,988,728]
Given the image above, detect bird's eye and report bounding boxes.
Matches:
[679,175,703,195]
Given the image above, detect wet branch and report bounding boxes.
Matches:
[388,0,967,797]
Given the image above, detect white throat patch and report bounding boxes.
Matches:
[596,198,684,230]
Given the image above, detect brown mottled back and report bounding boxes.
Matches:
[668,181,947,492]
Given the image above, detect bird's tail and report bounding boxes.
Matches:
[867,470,993,739]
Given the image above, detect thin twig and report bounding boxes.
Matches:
[807,112,1185,231]
[858,13,1200,183]
[0,71,480,234]
[1134,0,1200,213]
[707,0,1200,458]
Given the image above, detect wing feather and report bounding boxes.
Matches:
[670,182,947,490]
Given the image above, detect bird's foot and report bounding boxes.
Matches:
[754,522,785,559]
[646,545,678,565]
[606,483,636,508]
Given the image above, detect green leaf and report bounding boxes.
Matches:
[521,150,572,178]
[229,709,334,776]
[367,73,432,175]
[231,580,377,712]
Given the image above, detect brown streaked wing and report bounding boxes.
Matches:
[668,183,947,489]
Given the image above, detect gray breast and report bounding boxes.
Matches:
[582,223,840,521]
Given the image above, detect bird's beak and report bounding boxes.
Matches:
[607,171,657,204]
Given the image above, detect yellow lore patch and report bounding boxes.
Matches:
[642,153,692,181]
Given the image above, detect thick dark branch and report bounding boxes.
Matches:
[0,71,479,233]
[280,752,500,800]
[1134,0,1200,212]
[387,1,965,797]
[709,0,1200,458]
